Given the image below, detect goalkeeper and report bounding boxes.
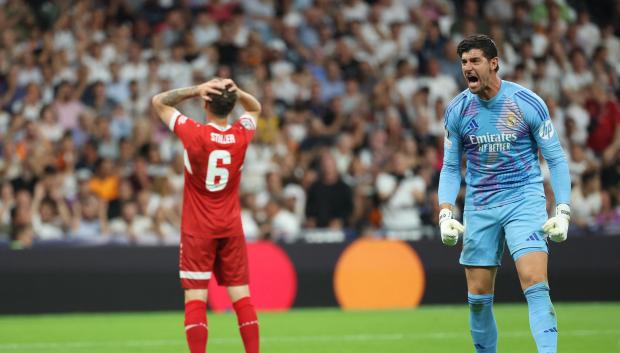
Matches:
[438,35,571,353]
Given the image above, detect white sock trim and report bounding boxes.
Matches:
[239,320,259,328]
[185,323,208,332]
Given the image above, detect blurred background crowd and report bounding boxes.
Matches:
[1,0,619,249]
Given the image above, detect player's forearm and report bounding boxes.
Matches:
[438,163,461,207]
[152,86,200,108]
[541,143,572,205]
[152,86,200,127]
[547,158,572,205]
[237,89,261,115]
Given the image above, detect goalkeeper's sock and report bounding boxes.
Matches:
[468,293,498,353]
[524,282,558,353]
[233,297,259,353]
[184,300,208,353]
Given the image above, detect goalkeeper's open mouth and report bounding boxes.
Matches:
[466,73,480,90]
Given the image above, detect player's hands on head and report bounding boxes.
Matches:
[439,208,465,246]
[198,79,227,101]
[219,78,239,97]
[542,204,570,242]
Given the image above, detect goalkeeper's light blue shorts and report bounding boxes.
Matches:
[460,194,549,266]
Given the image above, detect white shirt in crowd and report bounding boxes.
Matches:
[375,171,426,238]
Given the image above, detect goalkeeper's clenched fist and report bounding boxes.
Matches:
[543,204,571,242]
[439,208,465,246]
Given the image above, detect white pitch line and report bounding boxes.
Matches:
[0,330,618,350]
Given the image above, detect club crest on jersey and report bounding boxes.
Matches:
[538,120,554,140]
[178,115,188,125]
[506,112,517,126]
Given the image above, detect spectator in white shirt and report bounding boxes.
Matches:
[109,200,158,245]
[266,198,301,243]
[375,152,426,239]
[16,52,43,86]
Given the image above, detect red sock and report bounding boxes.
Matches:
[233,297,259,353]
[184,300,208,353]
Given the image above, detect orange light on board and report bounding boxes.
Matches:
[334,238,425,309]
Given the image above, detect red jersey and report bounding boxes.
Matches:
[169,109,256,238]
[586,100,620,153]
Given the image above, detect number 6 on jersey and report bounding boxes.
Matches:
[205,150,231,191]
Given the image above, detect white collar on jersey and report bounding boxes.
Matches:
[208,122,231,131]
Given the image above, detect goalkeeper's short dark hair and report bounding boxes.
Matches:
[207,83,237,116]
[457,34,500,72]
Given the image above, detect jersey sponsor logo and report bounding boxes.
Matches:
[210,132,236,144]
[468,132,517,152]
[538,120,554,140]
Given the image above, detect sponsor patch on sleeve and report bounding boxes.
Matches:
[538,120,554,140]
[444,129,452,149]
[240,116,256,130]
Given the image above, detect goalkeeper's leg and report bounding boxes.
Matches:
[516,252,557,353]
[466,267,498,353]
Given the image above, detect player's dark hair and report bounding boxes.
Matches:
[457,34,500,72]
[207,83,237,117]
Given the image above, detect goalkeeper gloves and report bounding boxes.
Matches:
[439,208,465,246]
[542,203,570,242]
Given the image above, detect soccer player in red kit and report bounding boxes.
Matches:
[151,77,261,353]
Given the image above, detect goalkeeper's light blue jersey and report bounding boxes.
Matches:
[438,80,571,211]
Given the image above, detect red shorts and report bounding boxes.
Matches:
[179,233,249,289]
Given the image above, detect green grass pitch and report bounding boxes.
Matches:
[0,303,618,353]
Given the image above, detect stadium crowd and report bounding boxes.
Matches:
[0,0,619,248]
